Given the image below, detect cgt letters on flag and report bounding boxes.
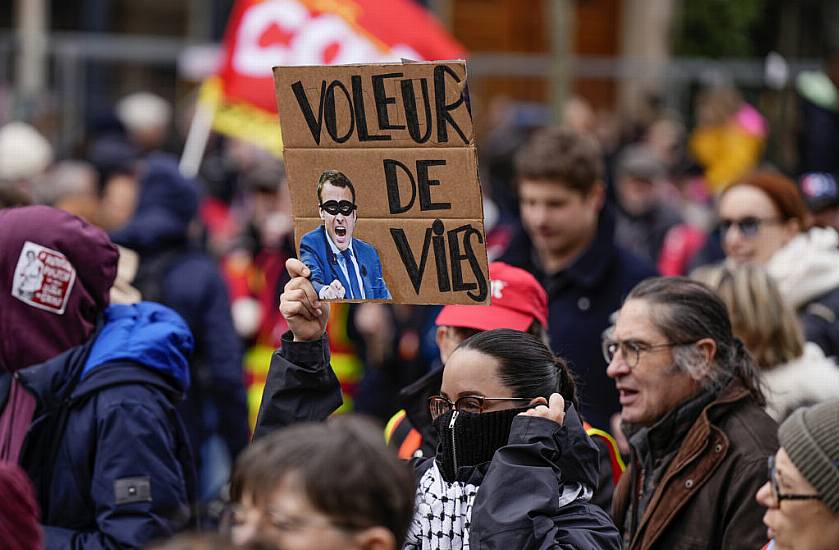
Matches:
[203,0,465,156]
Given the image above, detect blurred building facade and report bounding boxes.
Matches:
[1,0,837,170]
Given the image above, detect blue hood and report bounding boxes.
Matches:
[82,302,194,391]
[110,153,199,252]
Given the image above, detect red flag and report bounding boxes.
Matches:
[202,0,465,155]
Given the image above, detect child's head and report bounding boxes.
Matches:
[229,415,415,550]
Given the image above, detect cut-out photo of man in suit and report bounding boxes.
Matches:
[299,170,392,300]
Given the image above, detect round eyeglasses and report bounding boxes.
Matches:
[602,338,695,368]
[427,395,535,420]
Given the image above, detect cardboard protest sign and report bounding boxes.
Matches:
[274,60,490,304]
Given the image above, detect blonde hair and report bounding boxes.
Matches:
[692,264,804,369]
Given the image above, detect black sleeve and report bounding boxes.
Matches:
[469,415,622,550]
[252,332,343,440]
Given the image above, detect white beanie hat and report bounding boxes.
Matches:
[116,92,172,133]
[0,122,54,183]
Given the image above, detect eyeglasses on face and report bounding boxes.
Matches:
[265,510,361,534]
[767,454,822,503]
[320,200,356,216]
[718,216,783,238]
[602,338,694,368]
[224,504,361,535]
[427,394,535,420]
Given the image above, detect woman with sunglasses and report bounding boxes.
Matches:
[756,399,839,550]
[253,258,622,549]
[717,170,839,359]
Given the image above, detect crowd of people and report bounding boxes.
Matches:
[0,52,839,549]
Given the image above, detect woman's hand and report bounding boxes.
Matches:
[280,258,330,342]
[520,393,566,426]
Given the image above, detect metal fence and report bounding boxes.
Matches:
[0,30,823,157]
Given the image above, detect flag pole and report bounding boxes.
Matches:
[179,84,217,178]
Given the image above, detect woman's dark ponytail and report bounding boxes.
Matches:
[554,355,580,412]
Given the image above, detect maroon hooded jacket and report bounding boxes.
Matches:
[0,206,118,462]
[0,205,118,372]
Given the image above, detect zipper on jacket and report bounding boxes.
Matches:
[449,411,459,474]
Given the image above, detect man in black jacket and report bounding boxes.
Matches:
[500,126,657,431]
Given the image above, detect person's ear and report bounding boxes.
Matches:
[528,396,548,407]
[437,326,457,363]
[319,206,326,223]
[589,181,606,211]
[436,326,448,350]
[782,218,801,243]
[353,526,397,550]
[693,338,717,377]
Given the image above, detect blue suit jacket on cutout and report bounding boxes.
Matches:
[299,226,392,300]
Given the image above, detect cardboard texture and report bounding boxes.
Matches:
[274,62,474,149]
[275,60,489,304]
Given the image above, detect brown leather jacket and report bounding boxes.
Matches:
[612,380,779,550]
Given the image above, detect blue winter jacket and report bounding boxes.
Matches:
[7,302,197,549]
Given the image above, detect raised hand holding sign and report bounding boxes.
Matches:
[280,258,329,342]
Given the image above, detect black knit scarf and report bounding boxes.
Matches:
[433,407,527,483]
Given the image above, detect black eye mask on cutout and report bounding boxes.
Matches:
[320,200,356,216]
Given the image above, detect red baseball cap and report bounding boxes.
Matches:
[435,262,548,332]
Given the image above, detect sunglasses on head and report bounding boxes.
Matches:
[718,216,783,237]
[319,200,356,216]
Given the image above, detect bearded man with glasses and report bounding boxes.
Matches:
[605,276,779,550]
[299,170,391,300]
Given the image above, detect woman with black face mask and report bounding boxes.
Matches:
[253,259,622,550]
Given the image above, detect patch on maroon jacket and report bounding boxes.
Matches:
[11,241,77,315]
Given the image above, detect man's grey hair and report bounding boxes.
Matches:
[626,276,765,404]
